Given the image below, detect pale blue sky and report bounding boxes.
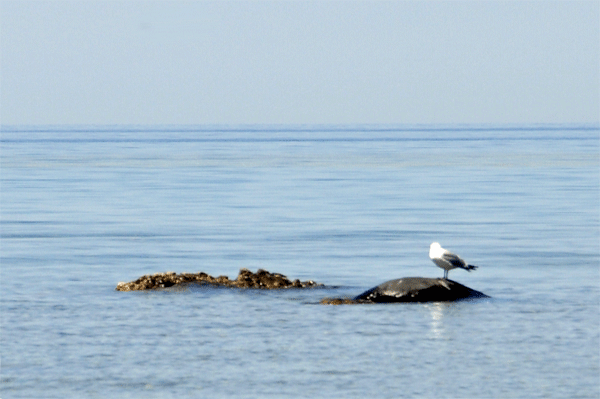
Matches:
[1,1,598,125]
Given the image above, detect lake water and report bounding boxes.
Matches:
[1,125,599,398]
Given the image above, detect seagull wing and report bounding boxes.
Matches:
[442,252,466,268]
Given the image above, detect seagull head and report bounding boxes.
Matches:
[429,242,443,258]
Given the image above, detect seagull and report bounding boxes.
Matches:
[429,242,478,279]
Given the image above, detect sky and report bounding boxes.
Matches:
[1,1,599,126]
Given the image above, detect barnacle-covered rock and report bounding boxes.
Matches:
[116,268,321,291]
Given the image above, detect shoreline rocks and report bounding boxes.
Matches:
[116,268,321,291]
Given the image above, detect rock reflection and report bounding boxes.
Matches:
[426,302,448,340]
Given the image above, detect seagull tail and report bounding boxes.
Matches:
[465,264,478,272]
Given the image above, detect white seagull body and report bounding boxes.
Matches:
[429,242,478,279]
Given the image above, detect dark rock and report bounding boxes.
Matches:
[116,268,322,291]
[352,277,488,303]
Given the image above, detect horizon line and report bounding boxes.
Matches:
[1,122,599,134]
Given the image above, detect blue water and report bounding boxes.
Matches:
[1,125,599,398]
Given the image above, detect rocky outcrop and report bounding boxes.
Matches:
[116,268,321,291]
[117,270,487,304]
[321,277,488,304]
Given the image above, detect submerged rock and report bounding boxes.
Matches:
[320,297,363,305]
[116,268,321,291]
[321,277,488,304]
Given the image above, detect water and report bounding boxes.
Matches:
[1,125,599,398]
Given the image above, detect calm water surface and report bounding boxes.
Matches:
[1,125,599,398]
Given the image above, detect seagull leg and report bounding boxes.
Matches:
[444,270,448,279]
